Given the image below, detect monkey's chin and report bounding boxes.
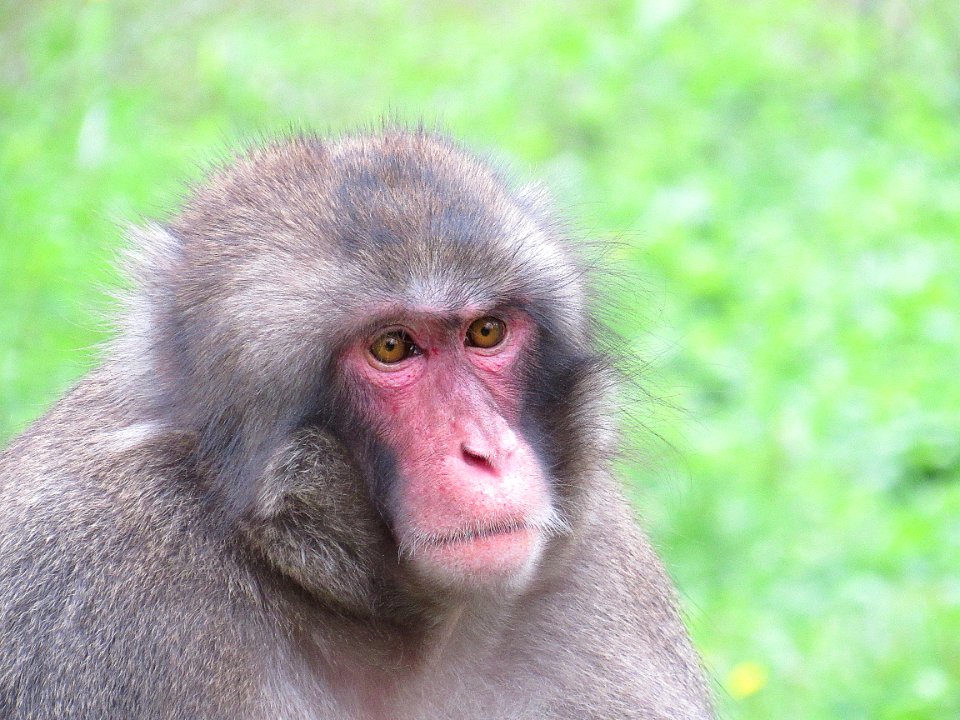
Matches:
[409,526,544,593]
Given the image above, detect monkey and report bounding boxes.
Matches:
[0,128,713,719]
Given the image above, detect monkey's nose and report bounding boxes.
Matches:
[461,442,496,472]
[460,427,520,473]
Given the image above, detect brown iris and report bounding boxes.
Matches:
[370,330,417,364]
[465,316,506,349]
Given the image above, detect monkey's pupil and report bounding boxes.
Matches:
[481,325,491,336]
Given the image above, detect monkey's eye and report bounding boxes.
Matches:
[370,330,419,365]
[465,316,507,350]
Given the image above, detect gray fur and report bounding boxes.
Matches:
[0,128,712,719]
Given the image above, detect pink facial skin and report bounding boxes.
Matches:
[343,309,555,590]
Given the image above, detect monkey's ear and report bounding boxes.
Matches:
[118,223,184,295]
[111,223,184,343]
[107,224,184,401]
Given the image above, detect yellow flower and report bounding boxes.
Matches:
[727,661,769,699]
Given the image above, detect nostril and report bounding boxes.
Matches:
[461,444,494,471]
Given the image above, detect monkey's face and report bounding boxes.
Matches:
[157,133,599,600]
[341,307,561,593]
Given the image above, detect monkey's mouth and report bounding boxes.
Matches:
[426,519,530,548]
[397,509,569,582]
[397,519,538,582]
[404,518,531,553]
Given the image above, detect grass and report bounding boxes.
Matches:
[2,1,960,716]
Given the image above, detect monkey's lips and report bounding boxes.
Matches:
[408,521,541,579]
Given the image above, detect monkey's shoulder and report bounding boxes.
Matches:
[0,388,266,718]
[0,496,264,718]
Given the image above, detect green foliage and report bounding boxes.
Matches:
[2,1,958,716]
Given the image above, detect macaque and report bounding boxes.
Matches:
[0,129,713,719]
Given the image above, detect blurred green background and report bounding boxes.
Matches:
[2,1,959,717]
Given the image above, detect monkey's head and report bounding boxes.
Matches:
[120,130,615,606]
